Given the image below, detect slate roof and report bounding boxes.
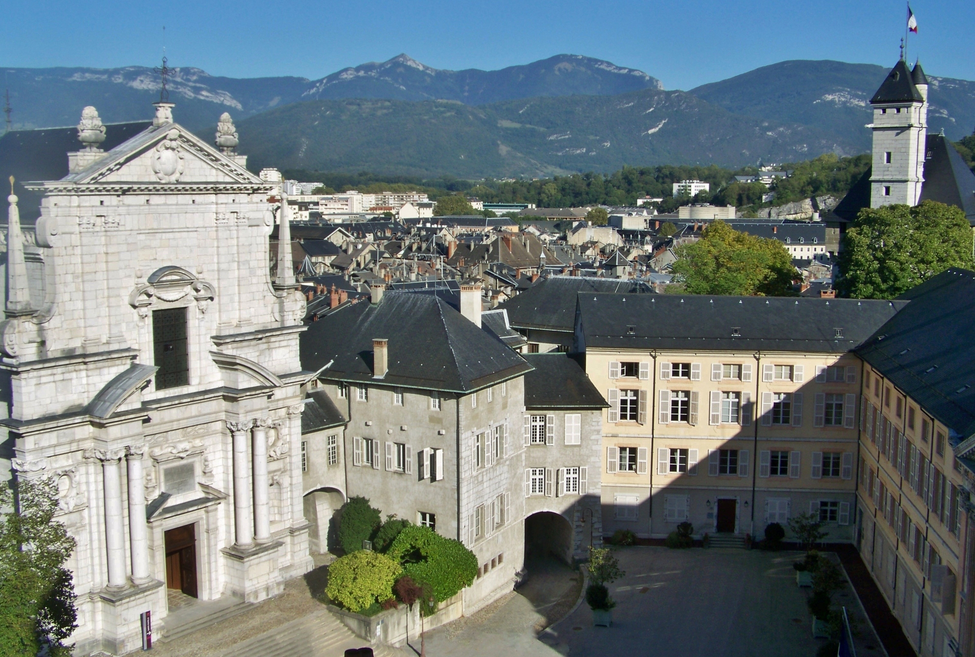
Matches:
[300,240,343,257]
[918,134,975,224]
[301,390,347,434]
[857,269,975,441]
[300,291,532,393]
[523,353,608,410]
[912,61,928,86]
[481,309,528,349]
[870,59,923,104]
[830,169,872,223]
[499,276,652,333]
[576,294,905,353]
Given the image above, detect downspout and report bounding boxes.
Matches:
[649,350,657,539]
[751,352,761,535]
[456,394,463,543]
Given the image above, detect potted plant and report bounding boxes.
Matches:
[793,550,819,587]
[808,591,832,638]
[586,547,625,627]
[808,558,845,639]
[586,583,616,626]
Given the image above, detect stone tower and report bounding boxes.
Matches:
[868,59,928,208]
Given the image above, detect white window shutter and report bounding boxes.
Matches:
[709,391,721,425]
[811,452,823,479]
[763,363,774,382]
[608,389,620,423]
[793,365,804,383]
[504,421,510,456]
[816,365,827,382]
[761,392,773,427]
[372,442,380,469]
[660,361,672,380]
[790,451,801,479]
[565,414,581,445]
[711,363,722,381]
[741,391,752,426]
[579,467,587,494]
[844,393,857,428]
[742,363,752,382]
[689,391,700,426]
[638,390,648,425]
[708,449,719,476]
[639,362,650,380]
[637,447,648,475]
[557,468,565,497]
[792,393,803,427]
[546,415,555,445]
[658,448,670,475]
[524,414,531,446]
[846,366,856,384]
[609,361,621,379]
[841,452,854,480]
[353,436,363,466]
[524,469,531,497]
[738,450,749,477]
[691,362,701,381]
[809,500,820,516]
[405,445,413,475]
[764,499,770,524]
[469,514,475,545]
[688,449,698,475]
[814,393,826,427]
[485,437,493,468]
[607,446,618,474]
[434,448,444,481]
[759,450,771,478]
[658,390,670,424]
[545,468,554,497]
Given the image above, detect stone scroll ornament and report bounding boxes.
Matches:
[151,129,185,183]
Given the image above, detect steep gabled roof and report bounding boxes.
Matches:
[499,276,652,333]
[870,59,923,104]
[301,391,347,434]
[300,292,532,393]
[918,134,975,225]
[523,353,608,410]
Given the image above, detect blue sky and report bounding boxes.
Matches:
[2,0,972,90]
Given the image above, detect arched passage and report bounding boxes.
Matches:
[303,487,345,553]
[524,511,573,565]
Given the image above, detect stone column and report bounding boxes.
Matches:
[99,449,128,588]
[252,419,271,543]
[126,445,150,583]
[228,421,254,548]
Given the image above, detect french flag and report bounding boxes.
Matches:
[908,6,918,33]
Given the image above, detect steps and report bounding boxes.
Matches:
[707,534,747,549]
[161,598,252,643]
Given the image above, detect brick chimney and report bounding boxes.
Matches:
[373,339,388,378]
[772,226,778,234]
[460,283,482,328]
[330,285,339,308]
[448,240,457,259]
[820,288,835,299]
[339,289,348,304]
[370,284,385,305]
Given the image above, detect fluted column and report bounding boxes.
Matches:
[99,449,127,588]
[126,445,150,583]
[228,421,254,548]
[252,419,270,543]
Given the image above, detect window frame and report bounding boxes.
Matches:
[619,389,639,422]
[419,511,436,531]
[669,448,689,474]
[619,446,638,473]
[718,449,739,476]
[670,390,690,423]
[770,450,789,477]
[824,393,844,426]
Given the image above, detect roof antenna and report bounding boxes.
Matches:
[3,90,11,133]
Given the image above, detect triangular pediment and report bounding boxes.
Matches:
[67,123,262,186]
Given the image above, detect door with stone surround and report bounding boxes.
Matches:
[164,524,198,598]
[716,499,737,533]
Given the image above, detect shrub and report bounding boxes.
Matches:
[325,551,402,613]
[676,522,693,538]
[380,597,399,611]
[585,583,616,611]
[337,497,382,555]
[794,549,820,572]
[387,526,477,605]
[812,559,845,596]
[373,515,411,552]
[666,531,693,549]
[764,522,785,549]
[587,547,625,586]
[788,512,828,550]
[610,529,636,546]
[807,590,832,620]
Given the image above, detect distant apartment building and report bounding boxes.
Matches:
[672,180,710,198]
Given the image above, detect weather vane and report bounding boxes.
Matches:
[153,26,170,102]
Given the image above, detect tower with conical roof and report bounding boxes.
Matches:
[868,59,928,208]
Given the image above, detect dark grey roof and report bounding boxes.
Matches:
[676,221,826,243]
[918,134,975,224]
[870,60,923,104]
[830,168,872,223]
[577,293,905,352]
[499,276,652,333]
[300,292,532,393]
[430,216,517,228]
[301,391,347,434]
[523,353,608,410]
[300,240,343,257]
[481,309,528,349]
[911,61,928,86]
[857,268,975,440]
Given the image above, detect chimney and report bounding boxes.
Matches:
[531,272,539,283]
[330,285,339,308]
[306,289,314,301]
[339,289,348,304]
[772,225,778,234]
[370,283,385,304]
[655,220,660,230]
[460,283,482,328]
[373,339,388,378]
[820,288,835,299]
[275,195,296,288]
[448,240,457,259]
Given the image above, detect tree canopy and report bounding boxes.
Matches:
[838,201,974,299]
[585,207,609,226]
[671,221,796,296]
[433,195,478,216]
[337,496,381,554]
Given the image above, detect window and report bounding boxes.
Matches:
[620,361,640,378]
[883,186,891,197]
[338,383,348,399]
[722,363,741,380]
[921,418,930,443]
[529,415,547,444]
[664,495,689,522]
[326,435,338,466]
[419,512,436,531]
[356,384,368,402]
[819,501,839,523]
[529,468,545,495]
[671,362,691,379]
[527,343,540,353]
[770,451,790,476]
[873,377,880,397]
[487,387,493,403]
[669,448,688,473]
[936,431,946,456]
[301,441,307,472]
[474,433,484,469]
[386,442,411,473]
[907,406,916,432]
[719,450,738,475]
[563,467,580,494]
[720,392,740,424]
[884,387,891,408]
[895,397,903,419]
[474,505,485,540]
[492,425,503,460]
[564,414,581,445]
[771,393,792,425]
[884,151,892,164]
[824,394,844,426]
[153,307,189,389]
[614,494,639,521]
[670,391,689,422]
[767,498,790,523]
[822,452,842,478]
[430,392,440,411]
[501,381,507,397]
[773,365,793,381]
[471,392,477,408]
[619,447,638,473]
[620,389,639,421]
[393,390,403,406]
[493,493,508,528]
[354,437,376,467]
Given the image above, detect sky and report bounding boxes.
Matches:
[2,0,973,90]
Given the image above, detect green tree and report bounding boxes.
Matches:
[433,195,478,216]
[325,550,402,613]
[337,496,382,554]
[587,547,625,586]
[0,479,78,656]
[658,221,678,238]
[386,526,477,605]
[585,207,609,226]
[838,201,974,299]
[372,515,411,552]
[671,221,796,296]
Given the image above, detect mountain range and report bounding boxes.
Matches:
[2,55,973,178]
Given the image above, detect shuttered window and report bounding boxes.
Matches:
[153,307,189,389]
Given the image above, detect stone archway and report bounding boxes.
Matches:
[303,487,345,553]
[524,511,574,565]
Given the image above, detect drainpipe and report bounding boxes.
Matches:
[456,394,464,544]
[751,352,761,536]
[649,350,657,539]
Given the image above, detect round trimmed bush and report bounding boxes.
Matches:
[325,550,402,613]
[387,526,477,604]
[337,496,381,555]
[373,516,411,553]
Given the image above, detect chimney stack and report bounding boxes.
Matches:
[370,284,385,305]
[373,339,388,378]
[460,283,482,328]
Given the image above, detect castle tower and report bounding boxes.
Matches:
[868,59,927,208]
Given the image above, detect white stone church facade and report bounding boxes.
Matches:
[1,102,312,655]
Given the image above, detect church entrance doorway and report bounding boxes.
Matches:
[165,524,198,598]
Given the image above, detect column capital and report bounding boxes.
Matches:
[125,444,146,458]
[252,417,271,429]
[84,448,124,463]
[287,403,304,416]
[227,420,253,434]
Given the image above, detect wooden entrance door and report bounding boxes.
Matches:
[716,499,737,533]
[164,524,198,598]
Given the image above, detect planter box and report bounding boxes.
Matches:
[592,608,613,627]
[812,617,831,639]
[796,570,813,587]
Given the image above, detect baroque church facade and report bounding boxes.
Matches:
[1,101,312,654]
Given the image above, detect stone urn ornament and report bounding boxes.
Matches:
[215,112,238,154]
[77,106,106,150]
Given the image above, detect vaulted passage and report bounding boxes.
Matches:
[524,511,573,565]
[303,487,345,553]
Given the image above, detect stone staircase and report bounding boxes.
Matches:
[161,597,252,643]
[707,533,747,549]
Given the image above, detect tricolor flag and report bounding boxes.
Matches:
[908,5,918,33]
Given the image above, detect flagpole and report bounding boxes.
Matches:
[904,3,909,62]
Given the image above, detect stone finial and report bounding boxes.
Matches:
[215,112,239,154]
[6,177,33,317]
[153,101,175,127]
[77,106,106,151]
